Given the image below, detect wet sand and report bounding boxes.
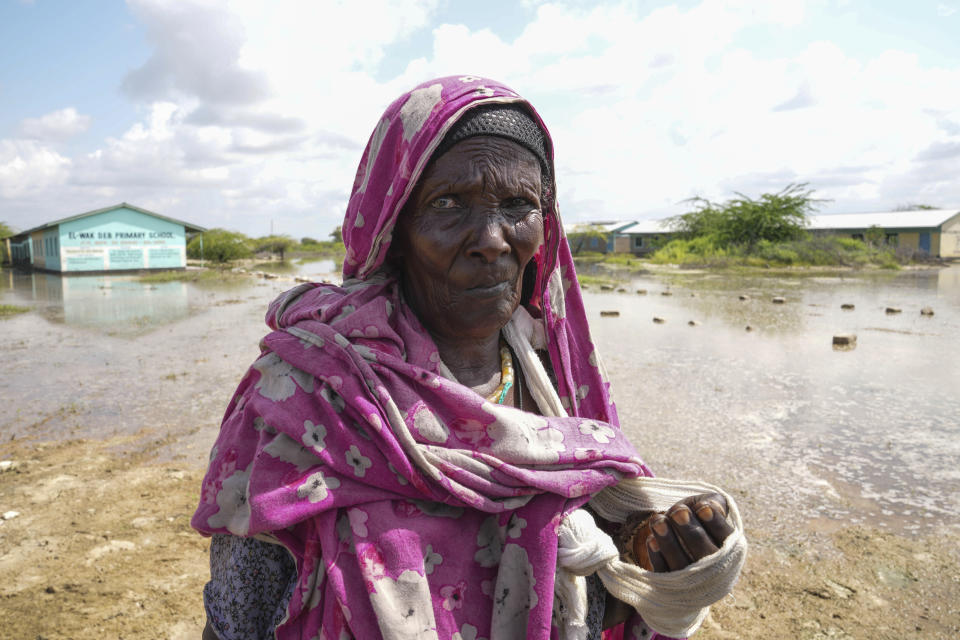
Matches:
[1,266,958,639]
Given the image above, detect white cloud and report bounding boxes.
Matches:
[0,139,71,198]
[18,107,91,141]
[4,0,959,237]
[386,0,960,219]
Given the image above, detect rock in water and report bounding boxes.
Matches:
[772,296,786,304]
[841,303,855,310]
[636,289,647,295]
[920,306,934,316]
[885,307,902,314]
[833,334,857,346]
[600,310,620,317]
[653,317,665,324]
[738,294,749,301]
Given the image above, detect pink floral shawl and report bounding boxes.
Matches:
[193,76,661,640]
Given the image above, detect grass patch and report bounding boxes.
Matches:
[577,274,619,287]
[292,241,346,258]
[0,304,30,317]
[138,269,244,284]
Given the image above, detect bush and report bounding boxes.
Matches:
[187,229,253,262]
[755,240,799,265]
[667,183,821,250]
[650,236,729,265]
[253,235,296,260]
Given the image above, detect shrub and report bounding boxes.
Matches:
[667,183,822,250]
[187,229,253,262]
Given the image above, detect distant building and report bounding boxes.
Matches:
[806,209,960,258]
[617,219,676,255]
[576,208,960,259]
[5,203,206,273]
[564,220,639,254]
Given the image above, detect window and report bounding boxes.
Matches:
[885,233,898,247]
[633,236,643,248]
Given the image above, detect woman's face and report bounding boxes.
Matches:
[395,135,545,343]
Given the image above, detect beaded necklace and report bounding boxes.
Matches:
[485,339,515,405]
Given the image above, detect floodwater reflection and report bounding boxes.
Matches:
[1,269,190,333]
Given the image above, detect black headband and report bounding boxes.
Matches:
[431,104,551,183]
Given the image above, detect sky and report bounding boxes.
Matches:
[1,0,959,239]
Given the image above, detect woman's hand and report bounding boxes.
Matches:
[638,493,734,572]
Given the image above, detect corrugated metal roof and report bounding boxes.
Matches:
[622,219,678,233]
[807,209,960,230]
[9,203,207,239]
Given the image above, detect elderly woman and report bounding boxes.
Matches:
[193,76,745,640]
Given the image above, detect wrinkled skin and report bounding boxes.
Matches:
[393,136,544,390]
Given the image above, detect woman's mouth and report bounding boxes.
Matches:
[466,280,511,297]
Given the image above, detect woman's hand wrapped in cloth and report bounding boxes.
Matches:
[621,493,734,572]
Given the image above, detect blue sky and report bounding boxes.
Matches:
[1,0,958,238]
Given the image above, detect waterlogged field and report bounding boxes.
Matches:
[0,263,958,638]
[585,266,960,536]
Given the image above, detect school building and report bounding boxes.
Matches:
[4,203,206,273]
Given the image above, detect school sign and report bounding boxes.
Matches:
[6,204,205,273]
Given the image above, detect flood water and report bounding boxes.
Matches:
[1,262,957,538]
[588,265,960,537]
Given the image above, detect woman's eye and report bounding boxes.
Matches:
[505,197,534,210]
[429,196,459,210]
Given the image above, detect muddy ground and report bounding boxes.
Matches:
[2,434,957,639]
[1,269,958,639]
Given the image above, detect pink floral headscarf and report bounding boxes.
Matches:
[341,76,611,420]
[193,76,660,640]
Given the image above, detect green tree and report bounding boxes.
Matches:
[254,235,296,261]
[301,236,319,246]
[0,221,12,238]
[329,225,343,243]
[667,183,821,250]
[187,229,253,263]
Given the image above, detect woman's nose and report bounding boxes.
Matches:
[468,216,511,263]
